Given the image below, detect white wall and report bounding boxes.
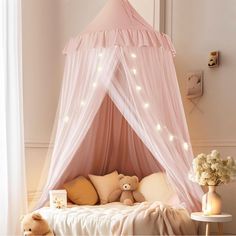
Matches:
[22,0,61,199]
[165,0,236,234]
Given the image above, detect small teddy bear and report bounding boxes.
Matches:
[108,174,145,205]
[21,212,54,236]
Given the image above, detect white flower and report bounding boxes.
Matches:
[211,150,220,159]
[207,179,216,186]
[227,156,235,166]
[201,171,212,179]
[193,158,202,165]
[202,163,210,170]
[189,150,236,186]
[197,153,207,161]
[211,163,220,171]
[199,177,207,185]
[207,156,214,163]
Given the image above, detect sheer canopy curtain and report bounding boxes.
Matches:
[108,47,202,211]
[37,47,119,207]
[38,46,202,211]
[0,0,27,235]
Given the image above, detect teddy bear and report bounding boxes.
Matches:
[108,174,145,205]
[21,212,54,236]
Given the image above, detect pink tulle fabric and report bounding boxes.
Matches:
[63,30,176,56]
[63,0,175,55]
[37,0,202,211]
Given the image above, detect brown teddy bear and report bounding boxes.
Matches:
[108,174,145,205]
[21,212,54,236]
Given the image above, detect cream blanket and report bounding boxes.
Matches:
[37,201,197,235]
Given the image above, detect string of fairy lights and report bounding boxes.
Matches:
[63,51,190,152]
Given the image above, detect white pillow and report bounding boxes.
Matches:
[139,172,179,204]
[89,171,119,204]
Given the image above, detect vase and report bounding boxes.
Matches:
[202,185,222,215]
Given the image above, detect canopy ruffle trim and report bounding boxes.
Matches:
[63,29,176,56]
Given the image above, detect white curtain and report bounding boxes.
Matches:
[0,0,27,235]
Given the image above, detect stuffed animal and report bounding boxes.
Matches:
[21,212,54,236]
[108,174,145,205]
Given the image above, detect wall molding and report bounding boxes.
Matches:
[25,139,236,149]
[25,141,52,149]
[191,139,236,148]
[28,190,42,203]
[164,0,173,37]
[155,0,166,32]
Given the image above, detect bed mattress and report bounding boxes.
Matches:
[37,201,197,235]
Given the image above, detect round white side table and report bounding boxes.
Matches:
[191,212,232,236]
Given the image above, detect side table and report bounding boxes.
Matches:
[191,212,232,236]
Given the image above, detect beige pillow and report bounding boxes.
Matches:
[138,172,178,204]
[63,176,98,205]
[89,171,119,204]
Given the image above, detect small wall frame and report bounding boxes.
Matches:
[186,71,203,99]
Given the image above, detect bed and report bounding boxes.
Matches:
[37,201,197,235]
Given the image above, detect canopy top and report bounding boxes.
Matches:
[63,0,175,56]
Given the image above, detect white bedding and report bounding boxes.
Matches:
[37,201,197,236]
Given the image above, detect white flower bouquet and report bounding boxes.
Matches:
[190,150,236,186]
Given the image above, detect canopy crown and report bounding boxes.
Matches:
[83,0,154,34]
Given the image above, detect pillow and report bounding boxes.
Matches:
[63,176,98,205]
[138,172,179,204]
[89,171,119,204]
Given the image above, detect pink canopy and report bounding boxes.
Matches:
[37,0,202,211]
